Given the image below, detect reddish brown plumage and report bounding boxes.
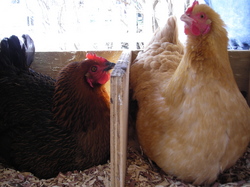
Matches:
[0,36,115,179]
[53,60,110,131]
[53,60,112,161]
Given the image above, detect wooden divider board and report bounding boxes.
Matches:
[110,50,131,187]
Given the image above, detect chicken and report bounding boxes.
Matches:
[0,35,55,134]
[130,1,250,185]
[0,35,115,179]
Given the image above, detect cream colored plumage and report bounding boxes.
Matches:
[130,3,250,185]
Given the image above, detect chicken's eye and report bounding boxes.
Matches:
[91,66,97,72]
[200,14,204,18]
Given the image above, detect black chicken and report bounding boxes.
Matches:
[0,35,115,179]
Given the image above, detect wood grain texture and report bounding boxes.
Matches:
[228,50,250,105]
[110,50,131,187]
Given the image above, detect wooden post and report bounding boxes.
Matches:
[110,50,131,187]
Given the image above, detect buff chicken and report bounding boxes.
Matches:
[130,1,250,185]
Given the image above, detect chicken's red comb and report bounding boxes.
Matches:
[186,0,199,14]
[86,53,107,63]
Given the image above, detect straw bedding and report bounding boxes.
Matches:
[0,144,249,187]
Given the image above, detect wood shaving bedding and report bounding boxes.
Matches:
[0,145,249,187]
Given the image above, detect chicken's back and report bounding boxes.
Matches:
[129,16,184,167]
[0,35,55,133]
[0,72,55,131]
[130,16,183,112]
[0,36,67,179]
[0,35,56,171]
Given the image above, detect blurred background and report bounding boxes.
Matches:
[0,0,248,51]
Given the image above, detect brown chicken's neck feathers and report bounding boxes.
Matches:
[53,61,110,132]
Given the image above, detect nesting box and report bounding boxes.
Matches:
[30,50,249,186]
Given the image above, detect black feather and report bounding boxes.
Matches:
[0,35,110,179]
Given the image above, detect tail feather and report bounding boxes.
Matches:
[0,34,35,74]
[144,16,183,50]
[22,34,35,68]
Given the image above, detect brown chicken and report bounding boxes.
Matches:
[130,1,250,185]
[0,35,115,179]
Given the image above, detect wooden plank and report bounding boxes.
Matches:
[110,50,131,187]
[31,51,122,79]
[228,50,250,105]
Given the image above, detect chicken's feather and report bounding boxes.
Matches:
[130,16,183,101]
[130,3,250,185]
[0,35,112,179]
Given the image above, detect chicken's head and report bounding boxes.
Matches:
[180,0,212,36]
[85,53,115,88]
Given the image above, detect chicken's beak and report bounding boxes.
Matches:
[180,13,194,25]
[104,61,116,71]
[180,13,198,35]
